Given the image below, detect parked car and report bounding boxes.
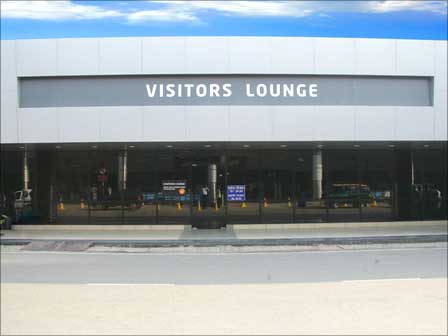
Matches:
[92,190,143,210]
[326,184,373,208]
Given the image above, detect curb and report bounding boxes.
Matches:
[1,234,447,249]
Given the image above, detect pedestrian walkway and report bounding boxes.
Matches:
[1,220,446,243]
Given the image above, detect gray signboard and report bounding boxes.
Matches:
[19,75,432,107]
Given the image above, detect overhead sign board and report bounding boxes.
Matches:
[227,185,246,202]
[20,75,432,107]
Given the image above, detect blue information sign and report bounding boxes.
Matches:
[227,185,246,201]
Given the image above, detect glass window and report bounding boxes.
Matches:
[227,151,260,224]
[261,150,293,223]
[325,150,361,222]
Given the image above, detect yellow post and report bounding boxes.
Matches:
[372,200,378,207]
[214,202,219,211]
[263,197,268,208]
[157,203,161,211]
[58,202,65,211]
[177,202,182,210]
[80,199,85,209]
[287,197,292,208]
[197,200,202,212]
[241,201,247,208]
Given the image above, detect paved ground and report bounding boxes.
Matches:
[1,245,447,284]
[3,220,447,241]
[1,245,447,335]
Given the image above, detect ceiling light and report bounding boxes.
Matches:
[166,145,173,148]
[129,145,135,149]
[388,144,395,148]
[280,144,288,148]
[204,144,212,148]
[243,144,250,148]
[55,145,62,149]
[91,145,98,149]
[353,144,360,148]
[423,144,430,148]
[317,144,324,148]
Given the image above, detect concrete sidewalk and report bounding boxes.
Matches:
[1,221,446,247]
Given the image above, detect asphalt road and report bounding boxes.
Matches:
[1,246,446,284]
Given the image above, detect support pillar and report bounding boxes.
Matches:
[208,163,217,205]
[118,149,128,191]
[23,149,29,190]
[312,149,323,200]
[394,149,413,220]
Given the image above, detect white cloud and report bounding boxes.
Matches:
[127,8,198,23]
[0,1,122,20]
[152,1,314,18]
[1,0,446,23]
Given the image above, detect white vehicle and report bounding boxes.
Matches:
[14,189,32,210]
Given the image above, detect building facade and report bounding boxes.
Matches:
[1,37,447,228]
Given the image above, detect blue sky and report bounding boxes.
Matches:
[1,1,447,40]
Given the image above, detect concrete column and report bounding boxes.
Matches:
[118,150,128,191]
[312,150,323,200]
[23,149,29,190]
[208,163,217,205]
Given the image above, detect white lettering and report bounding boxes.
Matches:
[159,84,164,97]
[270,84,281,97]
[184,84,194,97]
[223,83,232,97]
[256,84,267,97]
[210,83,220,97]
[145,84,157,98]
[246,84,255,97]
[196,84,207,97]
[166,84,175,98]
[297,84,307,97]
[309,84,318,97]
[283,84,294,97]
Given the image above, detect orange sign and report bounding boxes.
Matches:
[178,188,186,196]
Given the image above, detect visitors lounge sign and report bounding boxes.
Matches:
[145,83,319,99]
[20,75,432,107]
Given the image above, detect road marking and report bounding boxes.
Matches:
[1,246,446,256]
[86,283,175,286]
[342,278,422,283]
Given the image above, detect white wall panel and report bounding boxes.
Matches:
[434,41,447,92]
[16,39,57,76]
[99,38,141,74]
[315,106,355,141]
[270,38,315,74]
[395,107,434,140]
[354,107,395,140]
[228,106,270,140]
[355,38,396,75]
[59,108,100,143]
[2,37,447,144]
[18,108,59,143]
[1,41,17,93]
[270,106,316,141]
[185,106,229,141]
[314,38,356,74]
[228,38,270,73]
[99,107,143,142]
[434,90,447,140]
[142,106,186,141]
[1,91,18,143]
[57,38,99,75]
[142,37,186,74]
[186,37,228,74]
[396,40,435,76]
